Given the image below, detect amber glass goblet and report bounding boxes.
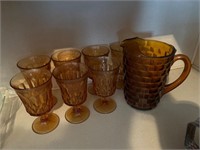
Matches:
[51,48,81,67]
[82,45,110,95]
[89,56,120,114]
[110,42,124,89]
[53,62,90,124]
[17,55,51,71]
[17,55,57,105]
[10,69,59,134]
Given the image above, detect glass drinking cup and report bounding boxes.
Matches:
[89,56,120,114]
[110,42,124,89]
[53,62,90,124]
[121,37,191,110]
[82,45,110,95]
[16,55,57,105]
[10,69,59,134]
[51,48,81,67]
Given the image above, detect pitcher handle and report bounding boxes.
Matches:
[163,54,191,94]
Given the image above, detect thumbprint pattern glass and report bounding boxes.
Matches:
[17,55,51,71]
[51,48,81,67]
[89,56,120,114]
[82,45,110,95]
[53,62,90,124]
[10,69,59,134]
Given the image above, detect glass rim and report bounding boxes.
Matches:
[51,49,81,62]
[88,56,120,72]
[122,37,177,59]
[52,62,88,82]
[109,41,123,52]
[10,69,52,91]
[82,45,110,58]
[17,55,51,70]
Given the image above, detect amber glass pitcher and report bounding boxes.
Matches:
[121,37,191,110]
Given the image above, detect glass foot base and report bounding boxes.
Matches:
[93,98,117,114]
[32,113,59,134]
[65,106,90,124]
[88,83,96,95]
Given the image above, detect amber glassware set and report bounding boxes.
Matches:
[10,45,120,134]
[10,37,192,134]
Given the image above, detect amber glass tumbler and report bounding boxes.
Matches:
[10,69,59,134]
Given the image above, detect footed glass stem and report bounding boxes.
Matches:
[65,106,90,124]
[93,97,117,114]
[88,82,96,95]
[32,113,59,134]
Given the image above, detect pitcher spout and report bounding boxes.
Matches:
[120,37,142,48]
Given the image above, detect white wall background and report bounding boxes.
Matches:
[1,1,199,87]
